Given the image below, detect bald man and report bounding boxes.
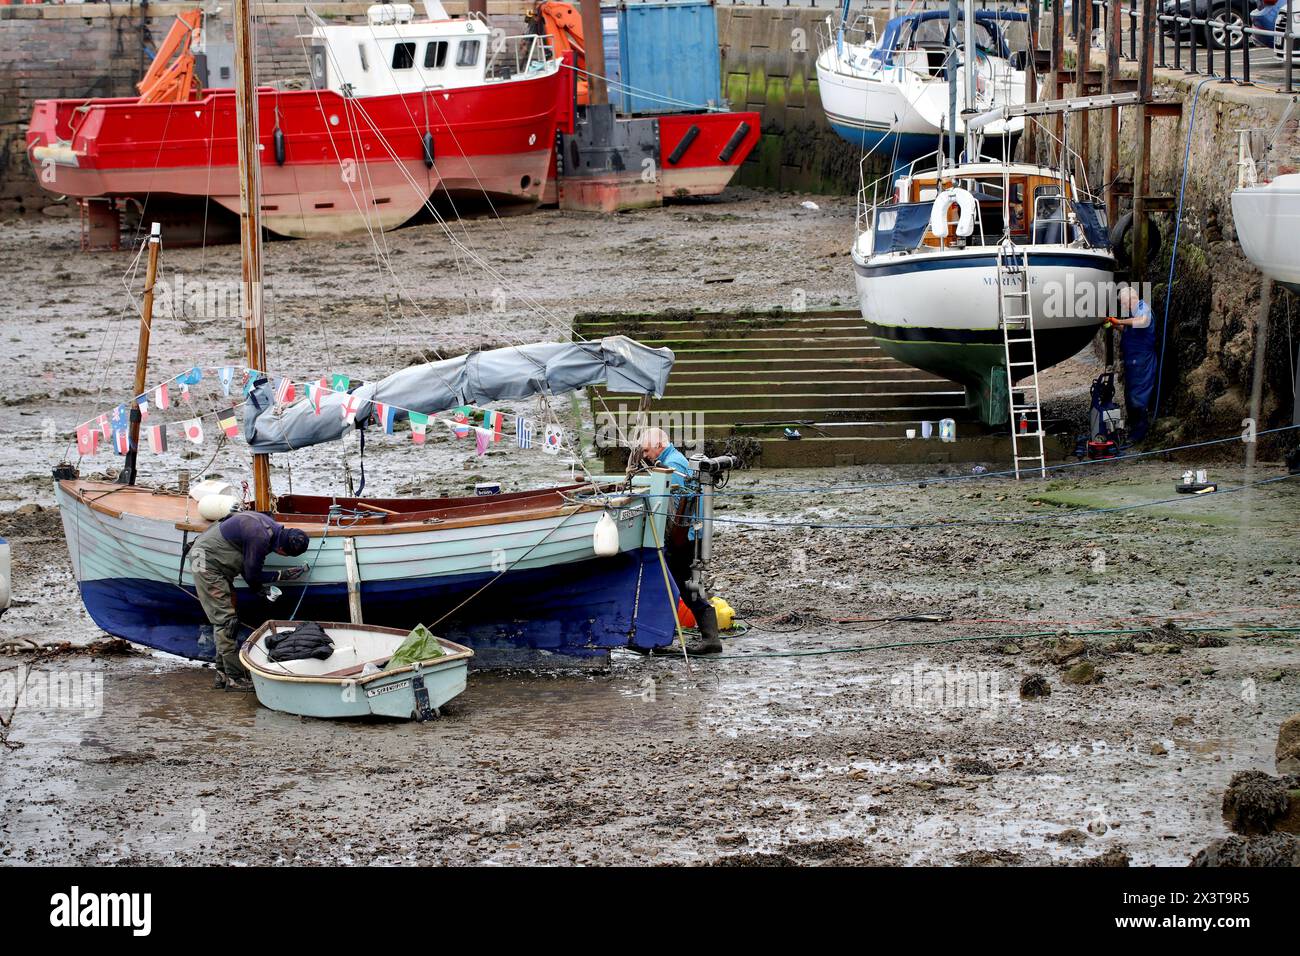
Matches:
[639,428,722,655]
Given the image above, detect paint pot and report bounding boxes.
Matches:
[1182,471,1194,485]
[265,586,283,603]
[905,428,917,439]
[921,420,934,439]
[1195,469,1208,485]
[939,418,956,442]
[474,482,501,496]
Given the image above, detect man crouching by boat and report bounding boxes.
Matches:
[638,428,723,656]
[190,511,310,691]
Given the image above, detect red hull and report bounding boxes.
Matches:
[27,69,568,238]
[543,109,759,208]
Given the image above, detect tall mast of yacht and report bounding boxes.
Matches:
[963,0,975,119]
[233,0,272,512]
[946,0,958,165]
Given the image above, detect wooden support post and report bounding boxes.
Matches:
[1131,0,1155,283]
[1051,0,1064,147]
[1246,278,1272,470]
[1024,0,1041,160]
[121,222,161,487]
[1078,0,1093,174]
[580,0,607,106]
[343,537,363,625]
[1104,0,1122,227]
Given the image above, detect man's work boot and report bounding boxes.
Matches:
[683,605,723,656]
[212,671,228,690]
[223,676,256,693]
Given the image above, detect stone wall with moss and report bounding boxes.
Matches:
[717,7,878,196]
[1080,73,1300,448]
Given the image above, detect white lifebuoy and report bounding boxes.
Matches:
[930,187,977,240]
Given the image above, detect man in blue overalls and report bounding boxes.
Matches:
[639,428,722,655]
[1110,286,1158,443]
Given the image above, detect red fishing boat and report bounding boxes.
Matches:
[27,3,573,240]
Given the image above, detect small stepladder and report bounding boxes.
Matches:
[996,240,1046,479]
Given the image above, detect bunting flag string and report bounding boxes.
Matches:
[68,365,576,463]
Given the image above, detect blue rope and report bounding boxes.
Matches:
[1154,76,1215,426]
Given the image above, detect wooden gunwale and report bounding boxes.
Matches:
[60,479,632,538]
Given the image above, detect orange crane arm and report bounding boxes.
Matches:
[530,1,589,105]
[137,10,204,105]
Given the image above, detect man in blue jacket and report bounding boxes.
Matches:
[640,428,722,655]
[190,510,310,690]
[1110,286,1158,443]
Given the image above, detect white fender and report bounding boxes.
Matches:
[930,187,977,240]
[592,512,620,557]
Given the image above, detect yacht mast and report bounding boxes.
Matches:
[233,0,272,511]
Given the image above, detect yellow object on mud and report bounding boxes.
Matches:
[711,597,735,631]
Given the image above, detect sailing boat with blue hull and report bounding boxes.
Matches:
[816,5,1032,166]
[54,0,683,667]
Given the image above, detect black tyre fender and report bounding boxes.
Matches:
[1109,211,1163,269]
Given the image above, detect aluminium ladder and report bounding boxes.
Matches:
[996,241,1046,479]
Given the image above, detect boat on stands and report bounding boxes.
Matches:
[529,1,760,210]
[27,2,573,240]
[54,0,684,668]
[1232,123,1300,294]
[816,6,1033,167]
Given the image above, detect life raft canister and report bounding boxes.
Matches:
[930,186,977,240]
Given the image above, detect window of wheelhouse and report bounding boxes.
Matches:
[392,42,416,70]
[966,175,1029,242]
[424,40,448,69]
[456,39,481,68]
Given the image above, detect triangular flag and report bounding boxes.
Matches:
[274,377,296,406]
[218,367,235,396]
[372,401,396,434]
[475,426,490,456]
[409,411,428,444]
[341,394,360,426]
[147,423,168,454]
[76,424,99,457]
[154,382,170,410]
[182,418,204,445]
[543,424,562,455]
[218,407,239,438]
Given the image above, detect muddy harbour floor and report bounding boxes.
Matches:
[0,194,1297,866]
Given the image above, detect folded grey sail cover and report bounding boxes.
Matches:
[244,336,674,454]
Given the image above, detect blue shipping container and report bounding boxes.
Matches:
[605,1,722,116]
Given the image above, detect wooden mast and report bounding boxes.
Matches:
[120,221,162,486]
[234,0,272,512]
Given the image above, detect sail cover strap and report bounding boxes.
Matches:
[243,335,675,454]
